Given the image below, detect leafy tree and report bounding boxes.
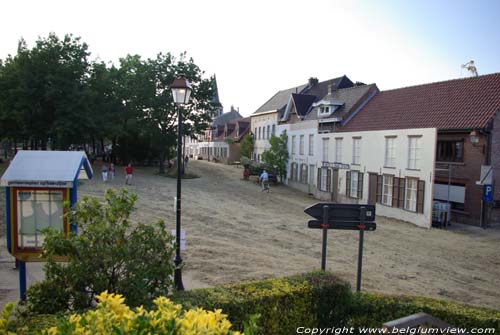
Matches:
[26,189,175,313]
[261,130,288,182]
[239,132,254,159]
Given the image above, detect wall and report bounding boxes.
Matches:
[323,128,437,228]
[251,111,278,161]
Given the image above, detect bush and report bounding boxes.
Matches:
[349,292,500,330]
[26,188,176,314]
[173,272,352,334]
[41,291,252,335]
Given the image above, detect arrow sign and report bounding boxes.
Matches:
[307,220,377,231]
[304,203,376,222]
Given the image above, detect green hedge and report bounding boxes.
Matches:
[172,271,352,334]
[8,272,500,334]
[350,292,500,330]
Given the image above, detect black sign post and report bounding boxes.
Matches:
[305,203,376,292]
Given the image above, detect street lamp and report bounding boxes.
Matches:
[170,74,192,291]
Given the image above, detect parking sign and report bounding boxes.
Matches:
[483,185,493,202]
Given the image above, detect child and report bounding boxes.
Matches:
[125,164,133,185]
[108,163,115,181]
[102,165,108,182]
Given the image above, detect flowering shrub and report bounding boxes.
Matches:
[43,291,248,335]
[0,303,15,335]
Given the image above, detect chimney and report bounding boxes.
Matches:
[308,77,319,87]
[327,84,335,95]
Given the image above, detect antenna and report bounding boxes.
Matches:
[461,60,478,77]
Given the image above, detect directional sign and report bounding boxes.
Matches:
[307,220,377,231]
[304,203,376,222]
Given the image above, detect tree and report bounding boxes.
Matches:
[261,130,288,182]
[239,132,254,159]
[26,189,175,313]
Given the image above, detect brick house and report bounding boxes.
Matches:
[341,73,500,227]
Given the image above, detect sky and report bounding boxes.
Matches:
[1,0,499,117]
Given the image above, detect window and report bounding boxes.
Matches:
[309,134,314,156]
[309,164,315,185]
[267,125,270,139]
[259,127,262,140]
[292,136,296,155]
[16,190,65,249]
[405,177,418,211]
[346,170,363,199]
[319,106,330,115]
[299,135,304,155]
[385,137,396,167]
[300,164,308,183]
[335,138,343,163]
[436,140,464,162]
[407,136,421,169]
[320,167,329,191]
[352,137,361,165]
[322,138,329,161]
[382,175,394,206]
[272,124,276,136]
[254,128,257,139]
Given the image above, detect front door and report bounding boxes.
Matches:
[331,168,339,202]
[368,173,378,205]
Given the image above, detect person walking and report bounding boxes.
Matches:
[125,163,134,185]
[108,163,115,181]
[184,155,189,169]
[260,169,270,192]
[101,164,108,182]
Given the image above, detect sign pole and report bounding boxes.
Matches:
[356,207,366,292]
[19,260,26,301]
[321,205,329,271]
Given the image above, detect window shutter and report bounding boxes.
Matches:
[317,168,321,190]
[346,171,351,196]
[398,178,405,208]
[417,180,425,213]
[357,172,363,199]
[327,169,332,192]
[392,177,399,207]
[376,175,382,203]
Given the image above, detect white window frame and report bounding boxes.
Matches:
[291,135,296,155]
[320,167,328,191]
[350,171,359,198]
[335,138,343,163]
[308,134,314,156]
[407,136,421,170]
[352,137,361,165]
[322,138,329,162]
[405,177,418,212]
[385,137,396,167]
[382,175,394,206]
[299,135,304,155]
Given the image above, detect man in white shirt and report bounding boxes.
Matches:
[260,169,269,192]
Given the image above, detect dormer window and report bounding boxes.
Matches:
[319,106,330,115]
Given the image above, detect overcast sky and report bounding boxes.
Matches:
[1,0,499,117]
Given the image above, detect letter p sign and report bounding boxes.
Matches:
[483,184,493,202]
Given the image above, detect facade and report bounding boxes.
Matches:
[341,73,500,227]
[251,76,354,162]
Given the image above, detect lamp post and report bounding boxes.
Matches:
[170,74,192,291]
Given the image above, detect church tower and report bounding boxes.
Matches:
[212,74,223,118]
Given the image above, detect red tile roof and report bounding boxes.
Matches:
[340,73,500,132]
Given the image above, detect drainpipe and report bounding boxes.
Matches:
[481,129,493,228]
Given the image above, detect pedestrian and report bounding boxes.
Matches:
[108,163,115,181]
[102,164,108,182]
[125,163,134,185]
[184,155,189,169]
[260,169,270,192]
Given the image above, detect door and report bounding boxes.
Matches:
[368,173,378,205]
[331,168,339,202]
